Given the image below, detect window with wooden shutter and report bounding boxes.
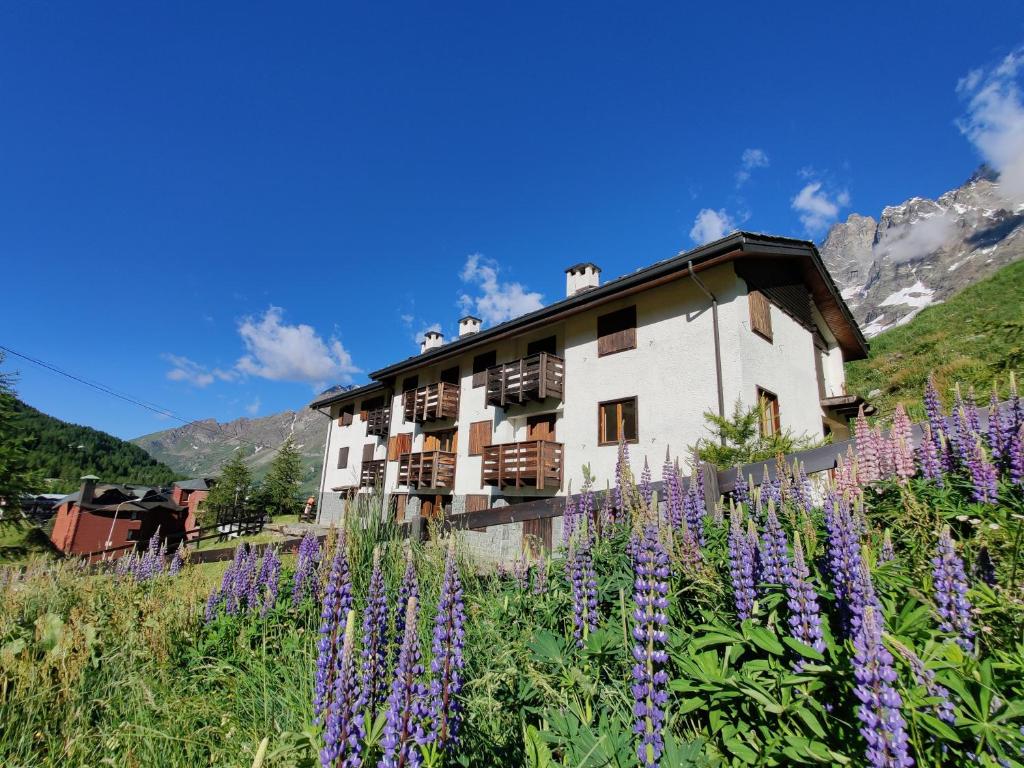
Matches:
[527,335,557,355]
[598,397,639,445]
[471,350,497,388]
[757,388,781,437]
[362,443,376,462]
[749,290,773,341]
[468,420,492,456]
[464,494,490,513]
[388,433,412,461]
[337,447,349,469]
[440,365,460,385]
[392,493,408,523]
[338,403,355,427]
[596,306,637,356]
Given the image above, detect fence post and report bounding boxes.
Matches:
[701,462,719,517]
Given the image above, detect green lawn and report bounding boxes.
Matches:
[846,258,1024,418]
[0,520,55,564]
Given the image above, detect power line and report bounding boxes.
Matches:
[0,344,269,452]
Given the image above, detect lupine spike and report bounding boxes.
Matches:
[631,522,670,768]
[932,525,975,652]
[358,549,389,720]
[320,609,364,768]
[786,533,825,669]
[428,540,467,750]
[728,506,756,620]
[381,596,429,768]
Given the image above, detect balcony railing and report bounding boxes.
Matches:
[397,451,457,489]
[485,353,565,408]
[403,382,460,424]
[481,440,563,490]
[360,459,386,488]
[366,406,391,437]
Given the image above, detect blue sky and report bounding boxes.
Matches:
[3,2,1023,440]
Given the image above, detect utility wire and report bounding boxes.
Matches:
[0,344,270,452]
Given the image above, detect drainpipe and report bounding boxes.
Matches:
[687,261,726,445]
[314,407,333,525]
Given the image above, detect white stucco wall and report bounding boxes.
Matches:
[321,398,387,494]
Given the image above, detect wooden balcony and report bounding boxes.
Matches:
[402,382,460,424]
[360,459,386,488]
[397,451,457,489]
[366,406,391,437]
[485,353,565,408]
[481,440,563,490]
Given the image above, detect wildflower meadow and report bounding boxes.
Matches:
[2,374,1024,767]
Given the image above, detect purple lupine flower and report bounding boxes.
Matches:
[221,545,247,616]
[292,531,322,606]
[683,482,706,546]
[568,523,599,646]
[600,486,615,530]
[825,494,877,636]
[924,375,952,471]
[855,407,880,485]
[357,549,388,723]
[891,404,915,482]
[988,386,1005,463]
[314,537,353,722]
[748,518,764,587]
[204,588,220,623]
[791,462,814,514]
[428,541,466,750]
[733,467,749,509]
[381,596,429,768]
[759,503,791,585]
[1010,424,1024,486]
[561,493,578,548]
[237,545,259,611]
[728,506,756,620]
[966,386,981,435]
[258,546,281,616]
[533,557,549,594]
[513,554,528,590]
[663,449,683,529]
[760,466,781,508]
[878,530,895,565]
[321,609,364,768]
[631,522,670,768]
[932,525,975,653]
[640,458,653,511]
[786,533,825,667]
[578,484,595,539]
[677,518,703,571]
[918,424,944,486]
[965,437,999,504]
[394,551,419,659]
[690,450,706,511]
[168,545,185,576]
[892,642,955,725]
[852,605,914,768]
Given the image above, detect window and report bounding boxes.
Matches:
[126,529,141,541]
[468,420,492,456]
[527,335,557,356]
[423,429,457,453]
[472,350,497,388]
[337,447,349,469]
[362,443,376,462]
[441,365,460,385]
[527,414,556,441]
[402,375,419,393]
[598,397,638,445]
[757,388,780,437]
[749,290,773,341]
[338,403,354,427]
[597,306,637,356]
[388,433,413,461]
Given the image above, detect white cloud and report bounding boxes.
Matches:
[235,307,360,385]
[689,208,736,245]
[957,47,1024,203]
[163,354,234,388]
[457,253,544,326]
[736,148,770,186]
[791,181,850,236]
[874,213,957,263]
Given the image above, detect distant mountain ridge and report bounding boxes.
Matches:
[132,407,329,492]
[820,166,1024,336]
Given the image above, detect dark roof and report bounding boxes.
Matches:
[369,231,868,381]
[309,380,387,411]
[459,315,482,323]
[173,478,211,491]
[565,262,602,273]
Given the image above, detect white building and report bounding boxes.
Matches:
[310,232,868,548]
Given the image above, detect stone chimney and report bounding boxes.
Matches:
[565,263,601,296]
[458,315,482,337]
[423,330,444,350]
[80,474,99,505]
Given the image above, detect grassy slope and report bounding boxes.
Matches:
[846,258,1024,419]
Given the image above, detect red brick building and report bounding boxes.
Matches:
[49,476,210,560]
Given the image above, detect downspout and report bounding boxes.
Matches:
[687,261,726,446]
[314,407,333,525]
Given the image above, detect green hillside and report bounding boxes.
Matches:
[12,398,180,492]
[846,259,1024,418]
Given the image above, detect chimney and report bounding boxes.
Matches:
[565,263,601,296]
[458,315,482,337]
[423,330,444,350]
[80,475,99,505]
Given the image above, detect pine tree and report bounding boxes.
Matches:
[260,436,303,518]
[693,398,821,469]
[199,453,252,527]
[0,355,41,512]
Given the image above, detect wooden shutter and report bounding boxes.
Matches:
[468,420,492,456]
[465,494,490,531]
[597,306,637,356]
[359,410,369,421]
[523,518,552,555]
[749,290,773,341]
[362,443,376,462]
[388,433,412,461]
[472,350,496,388]
[393,493,408,522]
[527,414,556,441]
[337,447,349,469]
[423,433,440,452]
